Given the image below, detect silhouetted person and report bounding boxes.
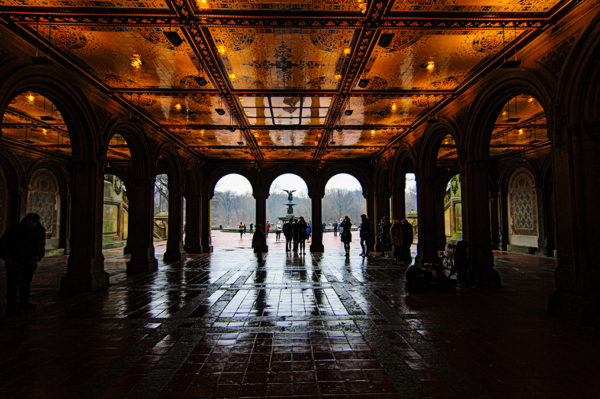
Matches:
[249,223,253,233]
[291,218,299,252]
[390,219,403,262]
[239,222,244,238]
[0,213,46,316]
[332,221,338,236]
[297,217,307,254]
[275,221,282,242]
[340,216,352,257]
[400,219,414,263]
[283,219,292,251]
[379,216,391,255]
[252,224,266,262]
[359,214,370,256]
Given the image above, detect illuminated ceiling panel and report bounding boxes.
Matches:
[322,148,381,160]
[262,148,315,160]
[391,0,562,13]
[194,148,254,160]
[195,0,362,12]
[329,128,401,147]
[210,27,355,90]
[170,128,243,146]
[340,96,446,126]
[253,129,320,147]
[359,28,527,91]
[120,94,231,125]
[0,0,167,7]
[34,26,212,90]
[107,134,132,162]
[243,97,331,126]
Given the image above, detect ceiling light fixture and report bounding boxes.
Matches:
[163,31,183,47]
[391,103,397,111]
[378,33,394,48]
[215,108,225,115]
[174,103,182,111]
[194,77,207,86]
[426,60,435,71]
[344,110,353,116]
[344,48,351,55]
[130,54,143,69]
[334,74,342,81]
[26,93,35,104]
[358,78,370,88]
[218,45,226,55]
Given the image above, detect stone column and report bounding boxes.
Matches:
[61,160,109,292]
[415,176,439,266]
[391,175,406,221]
[310,190,324,252]
[126,176,158,273]
[254,188,267,251]
[163,185,183,262]
[499,187,509,251]
[548,121,600,323]
[200,190,213,253]
[462,159,500,288]
[489,189,501,250]
[184,192,202,253]
[365,191,375,252]
[373,190,390,252]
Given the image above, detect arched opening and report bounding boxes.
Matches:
[154,173,169,256]
[491,94,549,255]
[405,173,417,235]
[211,173,255,249]
[267,174,310,251]
[102,134,132,273]
[436,133,462,241]
[323,173,365,254]
[27,169,61,255]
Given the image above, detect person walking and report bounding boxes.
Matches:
[276,221,282,242]
[283,219,292,251]
[359,214,370,256]
[340,216,352,257]
[249,223,253,233]
[390,220,403,262]
[332,221,338,236]
[252,224,266,262]
[239,222,244,239]
[266,222,270,237]
[297,216,307,254]
[0,213,46,316]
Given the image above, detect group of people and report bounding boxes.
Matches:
[252,216,312,261]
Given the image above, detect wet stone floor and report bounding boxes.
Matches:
[1,232,599,398]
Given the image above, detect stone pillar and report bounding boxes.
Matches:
[499,187,509,251]
[373,190,390,252]
[548,122,600,324]
[536,185,548,256]
[126,176,158,273]
[164,185,183,262]
[200,190,213,253]
[310,191,324,252]
[365,191,375,252]
[254,188,267,251]
[415,176,439,266]
[184,192,202,253]
[391,175,406,221]
[61,160,109,292]
[462,159,500,288]
[489,190,501,250]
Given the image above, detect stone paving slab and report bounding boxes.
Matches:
[0,232,599,398]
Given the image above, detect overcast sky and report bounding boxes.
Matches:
[214,172,416,196]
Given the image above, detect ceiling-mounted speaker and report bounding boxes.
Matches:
[501,60,521,68]
[163,31,183,47]
[378,33,394,48]
[335,126,342,132]
[194,77,208,87]
[344,110,353,116]
[215,108,225,115]
[357,78,370,88]
[40,116,56,121]
[31,56,52,65]
[506,117,520,123]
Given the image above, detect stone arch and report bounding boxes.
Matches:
[0,150,25,228]
[417,117,463,179]
[318,164,371,198]
[205,166,257,199]
[101,118,153,181]
[465,69,555,162]
[506,167,540,249]
[0,64,99,162]
[154,143,183,187]
[263,166,314,197]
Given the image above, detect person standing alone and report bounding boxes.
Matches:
[0,213,46,316]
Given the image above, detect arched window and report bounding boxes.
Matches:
[508,168,538,247]
[27,169,60,239]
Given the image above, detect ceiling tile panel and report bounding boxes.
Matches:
[329,128,401,147]
[35,25,211,89]
[195,0,361,12]
[340,96,446,126]
[121,94,231,125]
[322,148,380,160]
[173,128,243,146]
[391,0,561,13]
[195,148,254,159]
[1,0,167,7]
[359,28,527,91]
[253,129,320,147]
[262,148,315,160]
[209,27,355,90]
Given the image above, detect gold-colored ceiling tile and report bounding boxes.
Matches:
[107,134,132,161]
[121,94,231,125]
[341,96,445,126]
[209,27,355,90]
[263,148,314,160]
[360,29,527,91]
[2,0,167,7]
[33,25,211,89]
[255,129,319,147]
[197,148,254,160]
[244,96,331,126]
[180,128,243,146]
[196,0,361,12]
[391,0,561,13]
[322,148,380,160]
[329,128,399,147]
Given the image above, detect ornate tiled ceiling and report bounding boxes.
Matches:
[0,0,570,161]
